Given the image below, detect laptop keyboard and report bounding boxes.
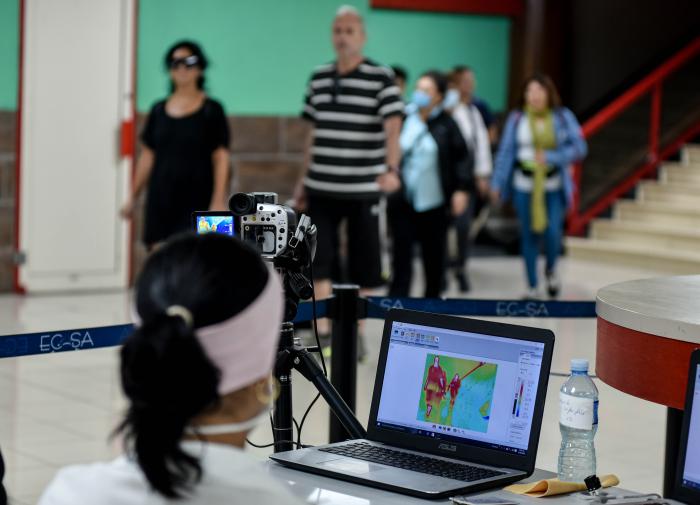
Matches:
[319,442,506,482]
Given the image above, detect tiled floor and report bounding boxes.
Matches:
[0,256,671,504]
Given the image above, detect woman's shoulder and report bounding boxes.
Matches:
[507,109,524,122]
[196,444,304,504]
[554,106,577,121]
[203,97,226,115]
[39,456,145,504]
[148,99,167,115]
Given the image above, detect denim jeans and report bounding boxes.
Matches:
[512,189,565,288]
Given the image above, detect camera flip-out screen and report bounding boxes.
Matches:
[193,212,235,237]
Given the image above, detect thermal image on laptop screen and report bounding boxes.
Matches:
[682,364,700,491]
[376,322,545,455]
[196,215,235,236]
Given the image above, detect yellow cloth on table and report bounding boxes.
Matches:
[504,474,619,498]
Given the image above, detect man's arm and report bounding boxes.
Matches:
[376,115,402,193]
[384,115,401,171]
[293,121,314,211]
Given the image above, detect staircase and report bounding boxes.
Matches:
[566,144,700,274]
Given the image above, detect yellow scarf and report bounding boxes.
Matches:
[522,107,556,232]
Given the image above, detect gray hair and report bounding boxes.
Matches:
[335,5,364,26]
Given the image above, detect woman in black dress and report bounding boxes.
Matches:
[121,41,230,249]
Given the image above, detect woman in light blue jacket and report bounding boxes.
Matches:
[491,74,587,298]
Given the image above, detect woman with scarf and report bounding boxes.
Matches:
[491,74,586,299]
[39,234,304,504]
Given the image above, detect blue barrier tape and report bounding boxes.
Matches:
[0,324,134,360]
[0,298,595,359]
[364,298,597,320]
[292,297,596,322]
[293,299,328,323]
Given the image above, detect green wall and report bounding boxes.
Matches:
[137,0,510,115]
[0,0,19,110]
[0,1,510,114]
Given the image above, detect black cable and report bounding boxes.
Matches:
[308,244,327,377]
[246,438,310,449]
[297,392,321,448]
[293,237,326,448]
[245,414,311,450]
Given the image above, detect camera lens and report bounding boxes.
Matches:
[229,193,256,216]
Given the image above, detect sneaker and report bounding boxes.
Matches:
[523,287,540,300]
[545,270,560,298]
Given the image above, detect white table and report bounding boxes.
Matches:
[265,463,677,504]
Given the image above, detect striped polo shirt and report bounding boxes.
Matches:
[302,58,404,199]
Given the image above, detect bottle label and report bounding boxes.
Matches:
[559,392,594,430]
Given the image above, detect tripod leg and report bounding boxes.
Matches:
[273,324,296,453]
[294,350,367,441]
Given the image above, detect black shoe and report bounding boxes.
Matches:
[455,271,471,293]
[545,270,560,298]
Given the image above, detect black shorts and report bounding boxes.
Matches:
[307,195,384,288]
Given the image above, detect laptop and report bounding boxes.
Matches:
[270,309,554,499]
[673,348,700,504]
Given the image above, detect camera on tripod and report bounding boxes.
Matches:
[229,192,317,320]
[229,192,297,260]
[194,191,365,451]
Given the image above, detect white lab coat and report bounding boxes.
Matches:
[38,441,305,505]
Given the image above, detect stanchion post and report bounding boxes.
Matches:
[328,284,366,442]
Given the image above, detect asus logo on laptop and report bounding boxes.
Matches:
[438,443,457,452]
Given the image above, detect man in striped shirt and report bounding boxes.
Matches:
[294,6,403,334]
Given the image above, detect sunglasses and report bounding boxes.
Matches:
[169,55,200,70]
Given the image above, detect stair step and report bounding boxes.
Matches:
[683,144,700,164]
[615,201,700,227]
[661,163,700,184]
[640,180,700,194]
[591,220,700,251]
[566,237,700,274]
[639,183,700,204]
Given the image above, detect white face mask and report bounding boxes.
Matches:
[185,405,272,436]
[185,384,275,436]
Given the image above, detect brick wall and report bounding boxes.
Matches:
[0,112,306,291]
[0,111,16,292]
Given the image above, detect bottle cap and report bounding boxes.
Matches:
[571,359,589,372]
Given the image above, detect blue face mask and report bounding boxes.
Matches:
[411,89,432,109]
[428,105,443,119]
[443,89,460,110]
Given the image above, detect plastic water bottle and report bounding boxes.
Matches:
[558,358,598,482]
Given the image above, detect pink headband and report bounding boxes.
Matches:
[132,267,284,395]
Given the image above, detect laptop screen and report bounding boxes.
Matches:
[375,321,545,456]
[682,363,700,491]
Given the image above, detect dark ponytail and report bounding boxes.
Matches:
[117,233,269,498]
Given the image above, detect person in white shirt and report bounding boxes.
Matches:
[39,233,305,505]
[444,66,493,292]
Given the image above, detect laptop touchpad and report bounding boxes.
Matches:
[318,458,387,475]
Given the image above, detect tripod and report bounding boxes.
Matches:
[272,320,366,452]
[268,215,366,452]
